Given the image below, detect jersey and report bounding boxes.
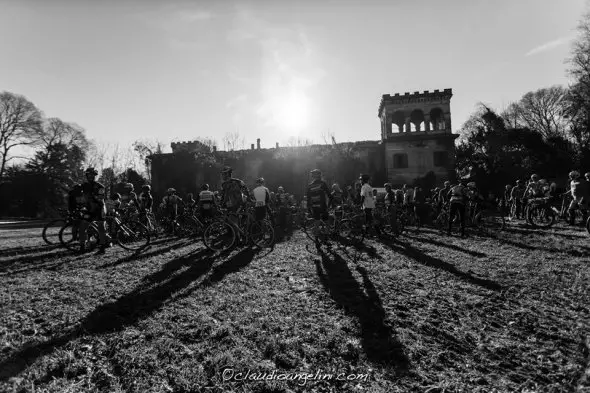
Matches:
[510,185,525,200]
[68,185,86,211]
[198,190,215,210]
[361,184,375,209]
[306,180,330,210]
[221,178,247,209]
[438,187,451,203]
[277,192,291,207]
[331,190,343,207]
[526,181,541,197]
[449,185,468,204]
[162,195,182,207]
[139,192,153,211]
[253,186,270,207]
[384,190,395,208]
[403,189,413,204]
[571,179,588,199]
[81,181,106,216]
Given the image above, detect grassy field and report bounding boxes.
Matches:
[0,220,589,393]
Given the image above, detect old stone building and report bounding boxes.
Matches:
[379,88,458,185]
[149,88,458,198]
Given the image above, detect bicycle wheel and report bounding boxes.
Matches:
[42,219,67,245]
[249,220,275,249]
[203,219,236,252]
[528,205,555,229]
[116,221,151,251]
[475,210,506,233]
[59,222,99,252]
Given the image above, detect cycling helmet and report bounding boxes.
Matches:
[85,167,98,176]
[201,184,209,190]
[585,172,590,178]
[531,174,539,181]
[278,186,284,192]
[310,169,321,175]
[569,170,580,179]
[256,177,265,185]
[221,166,233,174]
[384,183,392,188]
[516,179,522,184]
[142,185,151,191]
[444,181,450,187]
[332,183,341,191]
[167,187,176,193]
[111,193,121,200]
[505,184,512,190]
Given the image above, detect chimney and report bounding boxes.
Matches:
[251,144,255,150]
[276,142,279,149]
[256,138,261,149]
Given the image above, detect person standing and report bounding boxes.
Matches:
[253,178,271,221]
[447,177,469,237]
[360,174,379,236]
[79,167,108,253]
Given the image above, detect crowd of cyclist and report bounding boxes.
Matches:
[65,166,590,253]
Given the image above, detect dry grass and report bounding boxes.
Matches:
[0,220,589,392]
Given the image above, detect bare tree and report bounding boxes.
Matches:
[223,131,245,151]
[501,86,569,139]
[0,92,43,180]
[568,9,590,91]
[132,139,166,181]
[38,118,89,151]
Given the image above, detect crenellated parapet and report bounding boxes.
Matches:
[378,89,452,118]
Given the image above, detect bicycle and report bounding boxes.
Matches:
[526,197,556,229]
[203,206,275,252]
[42,208,74,245]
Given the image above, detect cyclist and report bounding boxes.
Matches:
[162,188,183,233]
[185,193,197,211]
[502,184,512,215]
[360,174,380,236]
[79,167,108,253]
[447,177,470,237]
[510,180,526,219]
[438,181,451,209]
[413,186,425,224]
[276,186,293,239]
[106,193,122,216]
[384,183,399,234]
[330,184,344,209]
[253,177,271,221]
[138,185,154,229]
[524,174,542,199]
[67,183,86,242]
[139,185,153,213]
[568,170,589,226]
[197,184,216,219]
[220,166,249,212]
[306,169,331,237]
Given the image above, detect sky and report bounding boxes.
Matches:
[0,0,587,154]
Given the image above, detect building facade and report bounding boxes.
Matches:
[379,88,459,185]
[149,88,459,198]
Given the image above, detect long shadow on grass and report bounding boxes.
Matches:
[0,247,257,381]
[99,238,194,268]
[488,232,590,257]
[0,249,75,273]
[383,239,503,292]
[403,234,487,258]
[0,244,61,258]
[314,248,409,372]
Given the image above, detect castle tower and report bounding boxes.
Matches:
[378,89,459,186]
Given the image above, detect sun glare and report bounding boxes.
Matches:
[277,90,309,134]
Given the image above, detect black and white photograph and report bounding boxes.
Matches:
[0,0,589,392]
